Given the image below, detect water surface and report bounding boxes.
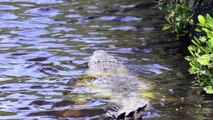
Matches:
[0,0,212,119]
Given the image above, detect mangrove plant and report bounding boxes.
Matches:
[159,0,213,94]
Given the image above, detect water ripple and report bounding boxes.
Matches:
[11,29,49,37]
[27,17,62,24]
[110,26,137,31]
[97,16,142,22]
[0,0,63,4]
[72,37,113,44]
[0,13,18,20]
[0,0,209,119]
[65,14,83,18]
[25,7,60,17]
[0,5,19,10]
[0,21,47,28]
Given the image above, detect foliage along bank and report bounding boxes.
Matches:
[158,0,213,94]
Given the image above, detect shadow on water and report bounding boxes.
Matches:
[0,0,212,119]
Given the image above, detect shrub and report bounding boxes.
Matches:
[158,0,196,37]
[159,0,213,94]
[185,14,213,94]
[159,0,213,37]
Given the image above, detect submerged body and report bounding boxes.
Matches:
[78,50,152,119]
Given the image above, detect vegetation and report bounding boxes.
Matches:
[159,0,213,94]
[158,0,194,36]
[186,14,213,94]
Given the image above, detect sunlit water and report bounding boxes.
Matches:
[0,0,212,119]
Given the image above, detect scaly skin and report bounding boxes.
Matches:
[78,50,152,119]
[87,50,128,77]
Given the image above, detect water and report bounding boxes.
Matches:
[0,0,212,119]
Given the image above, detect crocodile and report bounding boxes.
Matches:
[75,50,153,119]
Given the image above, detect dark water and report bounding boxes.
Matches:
[0,0,212,119]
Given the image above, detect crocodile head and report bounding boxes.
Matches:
[87,50,128,77]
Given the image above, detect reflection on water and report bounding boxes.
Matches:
[0,0,212,119]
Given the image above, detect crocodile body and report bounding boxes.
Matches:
[82,50,151,119]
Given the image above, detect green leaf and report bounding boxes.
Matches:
[190,59,199,68]
[194,36,200,43]
[204,86,213,94]
[197,54,210,66]
[188,45,196,56]
[206,14,213,28]
[185,56,193,61]
[191,39,199,46]
[207,31,213,38]
[207,38,213,52]
[175,16,181,21]
[199,36,207,42]
[203,47,210,53]
[202,28,209,33]
[196,23,204,28]
[202,28,213,38]
[198,15,206,26]
[188,67,198,74]
[189,19,193,25]
[207,38,213,47]
[162,24,171,30]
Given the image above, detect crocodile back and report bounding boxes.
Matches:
[84,50,151,119]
